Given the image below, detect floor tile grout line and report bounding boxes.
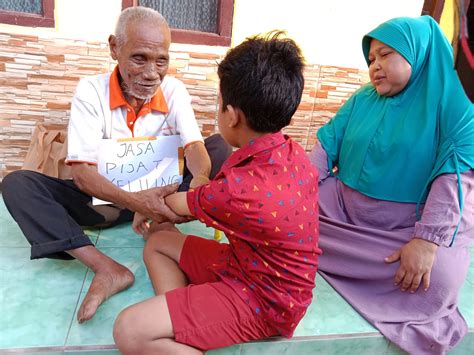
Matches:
[0,344,119,353]
[63,227,101,347]
[0,246,30,249]
[63,262,92,347]
[95,227,102,245]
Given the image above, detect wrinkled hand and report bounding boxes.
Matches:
[385,238,438,293]
[132,183,186,223]
[190,174,210,189]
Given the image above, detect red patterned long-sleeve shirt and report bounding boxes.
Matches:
[186,132,321,337]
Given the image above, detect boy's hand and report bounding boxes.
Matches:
[132,212,151,236]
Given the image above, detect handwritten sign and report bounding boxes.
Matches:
[93,135,183,205]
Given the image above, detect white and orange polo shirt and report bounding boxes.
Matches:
[66,66,203,165]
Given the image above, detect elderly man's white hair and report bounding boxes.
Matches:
[114,6,170,48]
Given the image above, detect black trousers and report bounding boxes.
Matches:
[2,134,232,260]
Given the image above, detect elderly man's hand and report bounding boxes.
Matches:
[132,184,185,223]
[385,238,438,293]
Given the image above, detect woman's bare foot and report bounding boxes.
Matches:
[77,263,134,323]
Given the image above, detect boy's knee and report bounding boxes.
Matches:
[113,308,141,353]
[143,234,163,264]
[145,231,176,250]
[144,233,161,252]
[143,231,185,264]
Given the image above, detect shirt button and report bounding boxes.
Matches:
[127,108,131,112]
[129,121,134,125]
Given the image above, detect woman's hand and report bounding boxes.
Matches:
[132,212,151,236]
[384,238,438,293]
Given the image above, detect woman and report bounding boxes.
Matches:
[310,16,474,354]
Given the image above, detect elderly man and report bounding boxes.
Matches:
[2,7,231,323]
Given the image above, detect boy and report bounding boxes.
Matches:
[113,31,321,354]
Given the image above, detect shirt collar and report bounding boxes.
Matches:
[109,66,169,113]
[223,132,287,169]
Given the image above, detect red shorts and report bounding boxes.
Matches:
[165,235,278,351]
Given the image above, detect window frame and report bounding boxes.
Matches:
[122,0,233,46]
[0,0,55,28]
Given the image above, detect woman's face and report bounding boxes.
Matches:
[368,39,412,97]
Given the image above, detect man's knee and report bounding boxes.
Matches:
[205,134,233,167]
[204,133,228,148]
[3,170,26,192]
[2,170,37,205]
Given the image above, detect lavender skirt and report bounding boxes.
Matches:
[317,173,473,355]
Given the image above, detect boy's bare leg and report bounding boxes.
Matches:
[114,295,202,355]
[67,245,134,323]
[145,221,180,237]
[143,231,188,294]
[114,231,199,353]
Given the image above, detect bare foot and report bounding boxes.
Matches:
[77,263,134,323]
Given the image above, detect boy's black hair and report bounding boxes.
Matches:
[217,31,305,133]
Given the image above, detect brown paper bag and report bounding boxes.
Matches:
[22,123,72,179]
[21,123,129,226]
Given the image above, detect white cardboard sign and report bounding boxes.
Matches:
[93,135,183,205]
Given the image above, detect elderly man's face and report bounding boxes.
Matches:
[110,21,170,101]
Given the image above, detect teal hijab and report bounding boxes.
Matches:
[317,16,474,244]
[318,16,474,203]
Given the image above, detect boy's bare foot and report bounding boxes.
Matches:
[77,263,134,323]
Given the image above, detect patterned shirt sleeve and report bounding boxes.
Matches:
[186,173,240,232]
